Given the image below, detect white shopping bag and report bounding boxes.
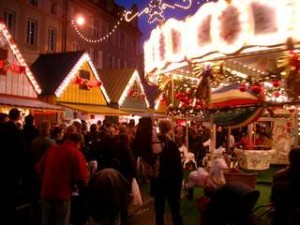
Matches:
[131,178,143,206]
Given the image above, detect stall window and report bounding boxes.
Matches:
[79,70,90,90]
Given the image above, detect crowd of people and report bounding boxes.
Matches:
[0,108,186,225]
[1,107,299,225]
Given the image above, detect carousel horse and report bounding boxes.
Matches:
[179,144,197,169]
[185,157,228,190]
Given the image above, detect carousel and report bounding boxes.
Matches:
[143,0,300,171]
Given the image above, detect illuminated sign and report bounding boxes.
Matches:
[144,0,300,77]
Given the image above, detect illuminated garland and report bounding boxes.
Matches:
[71,14,124,44]
[72,0,195,43]
[124,0,193,24]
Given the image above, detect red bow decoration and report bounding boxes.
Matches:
[73,76,102,89]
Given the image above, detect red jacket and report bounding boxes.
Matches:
[36,140,89,200]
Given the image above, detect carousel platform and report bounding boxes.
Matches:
[234,148,276,171]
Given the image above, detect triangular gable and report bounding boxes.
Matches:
[55,52,110,101]
[31,51,109,102]
[0,21,41,94]
[58,59,108,105]
[100,68,149,108]
[119,69,150,108]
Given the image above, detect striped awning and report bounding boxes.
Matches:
[212,84,264,128]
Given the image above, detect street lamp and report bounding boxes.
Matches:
[75,16,85,26]
[62,13,85,52]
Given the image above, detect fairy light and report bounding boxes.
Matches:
[72,0,194,43]
[0,21,41,94]
[70,14,124,44]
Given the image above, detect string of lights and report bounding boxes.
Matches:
[71,0,207,43]
[70,14,125,44]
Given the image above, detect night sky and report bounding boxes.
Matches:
[115,0,207,44]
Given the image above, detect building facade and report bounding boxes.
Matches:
[0,0,142,70]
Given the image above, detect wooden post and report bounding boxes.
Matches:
[186,116,189,151]
[210,122,216,159]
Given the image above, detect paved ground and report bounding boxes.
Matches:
[15,188,174,225]
[15,182,199,225]
[128,187,173,225]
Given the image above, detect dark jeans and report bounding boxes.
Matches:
[153,179,183,225]
[41,198,71,225]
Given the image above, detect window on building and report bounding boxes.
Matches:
[117,58,121,69]
[47,27,57,52]
[4,9,16,37]
[93,50,99,67]
[120,59,124,69]
[133,40,137,55]
[108,25,112,44]
[120,33,125,49]
[72,42,79,51]
[93,19,99,38]
[50,1,57,15]
[98,50,103,69]
[107,54,112,69]
[26,19,38,46]
[29,0,38,6]
[102,23,108,43]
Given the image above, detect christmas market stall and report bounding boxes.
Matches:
[98,68,151,123]
[30,51,125,125]
[0,20,61,124]
[143,0,300,168]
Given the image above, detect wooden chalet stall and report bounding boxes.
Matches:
[99,68,150,124]
[144,0,300,169]
[30,51,125,125]
[0,21,61,125]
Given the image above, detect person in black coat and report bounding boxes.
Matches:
[270,147,300,225]
[0,108,26,224]
[152,119,184,225]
